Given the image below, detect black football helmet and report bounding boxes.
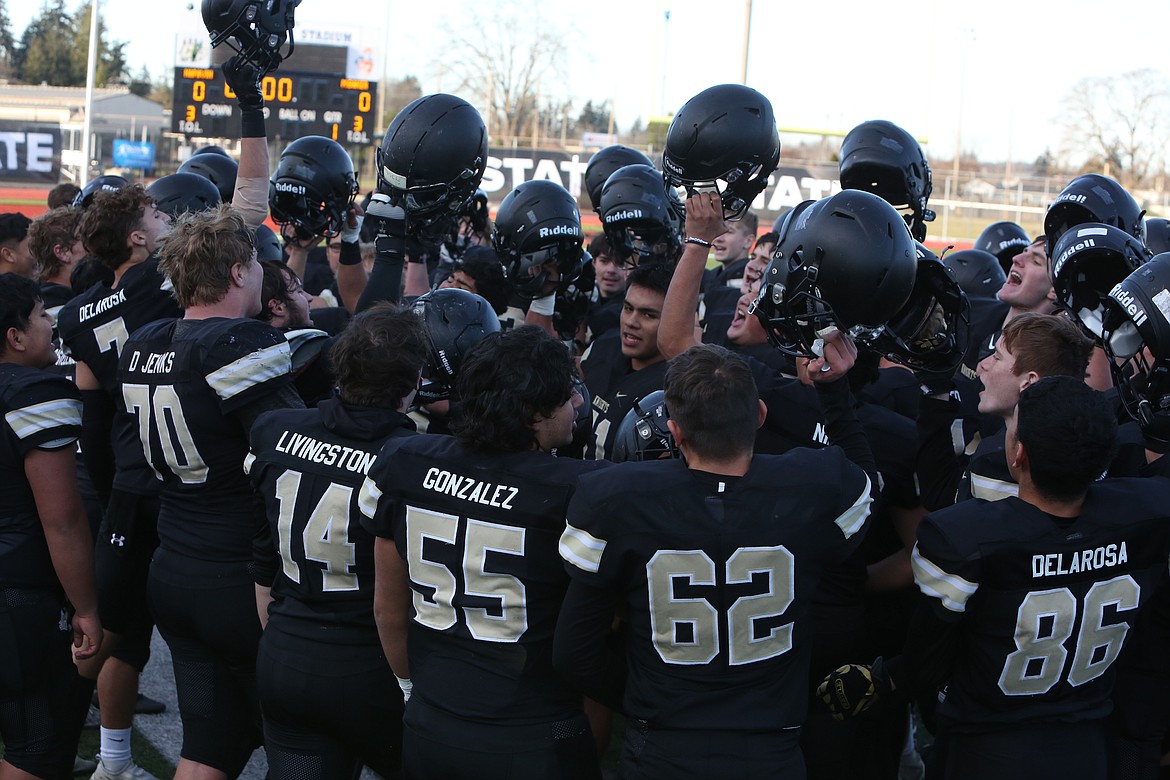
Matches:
[1098,255,1170,449]
[875,245,970,374]
[269,136,359,240]
[750,190,916,358]
[941,248,1006,298]
[599,164,683,267]
[1145,217,1170,255]
[72,175,129,210]
[1051,222,1148,340]
[493,180,585,300]
[377,94,487,236]
[412,287,501,403]
[585,145,654,213]
[839,120,935,242]
[610,390,680,463]
[662,84,780,221]
[201,0,298,73]
[192,144,231,158]
[177,152,238,204]
[253,224,282,262]
[145,172,221,219]
[974,221,1031,274]
[1043,173,1145,258]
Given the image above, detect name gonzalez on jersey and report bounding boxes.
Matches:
[1032,542,1128,578]
[422,467,518,510]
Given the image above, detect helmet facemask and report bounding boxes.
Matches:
[663,158,771,222]
[505,241,584,300]
[204,0,298,73]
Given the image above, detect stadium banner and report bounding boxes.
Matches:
[483,147,840,225]
[0,122,62,184]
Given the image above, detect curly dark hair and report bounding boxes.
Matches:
[330,303,427,409]
[77,185,152,270]
[451,325,574,453]
[0,273,42,352]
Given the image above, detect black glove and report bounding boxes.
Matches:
[365,193,407,239]
[817,657,891,721]
[222,54,265,112]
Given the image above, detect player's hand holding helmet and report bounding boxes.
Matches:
[750,191,916,359]
[662,84,779,221]
[269,136,359,240]
[376,94,487,247]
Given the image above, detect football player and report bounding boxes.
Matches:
[58,183,176,780]
[256,260,334,406]
[554,337,876,777]
[246,303,427,778]
[580,262,672,460]
[360,326,609,779]
[0,273,102,780]
[822,376,1170,780]
[118,205,302,780]
[0,213,35,278]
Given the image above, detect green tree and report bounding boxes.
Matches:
[71,2,126,86]
[15,0,126,86]
[576,100,611,134]
[15,0,73,84]
[0,0,16,76]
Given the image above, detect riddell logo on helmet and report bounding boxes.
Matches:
[998,238,1028,250]
[1055,193,1087,205]
[1110,284,1148,327]
[662,157,684,176]
[604,209,643,223]
[1054,238,1095,275]
[275,181,306,195]
[539,225,580,238]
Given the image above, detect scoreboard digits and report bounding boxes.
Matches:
[171,67,378,143]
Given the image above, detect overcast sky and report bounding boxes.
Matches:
[8,0,1170,164]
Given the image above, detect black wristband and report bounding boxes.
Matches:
[338,240,363,266]
[240,107,266,138]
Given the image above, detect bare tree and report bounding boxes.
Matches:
[1058,69,1170,187]
[439,2,570,144]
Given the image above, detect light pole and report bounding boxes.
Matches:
[81,0,100,186]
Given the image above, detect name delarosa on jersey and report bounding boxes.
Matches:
[1032,541,1128,579]
[274,430,377,475]
[422,466,519,510]
[77,288,127,323]
[124,349,175,375]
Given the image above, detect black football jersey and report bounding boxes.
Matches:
[0,364,82,587]
[57,258,182,493]
[560,452,872,730]
[246,398,415,641]
[118,317,292,562]
[580,330,669,461]
[912,481,1170,729]
[359,434,610,724]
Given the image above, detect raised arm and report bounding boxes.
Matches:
[658,192,726,359]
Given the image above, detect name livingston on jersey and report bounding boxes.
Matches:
[422,467,518,510]
[77,288,127,323]
[274,430,377,474]
[1032,542,1128,578]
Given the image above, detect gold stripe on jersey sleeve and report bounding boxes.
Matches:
[5,397,82,440]
[833,474,872,540]
[559,523,607,574]
[912,545,978,613]
[205,342,292,402]
[969,473,1019,501]
[358,476,382,520]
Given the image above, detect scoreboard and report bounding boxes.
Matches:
[171,67,378,144]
